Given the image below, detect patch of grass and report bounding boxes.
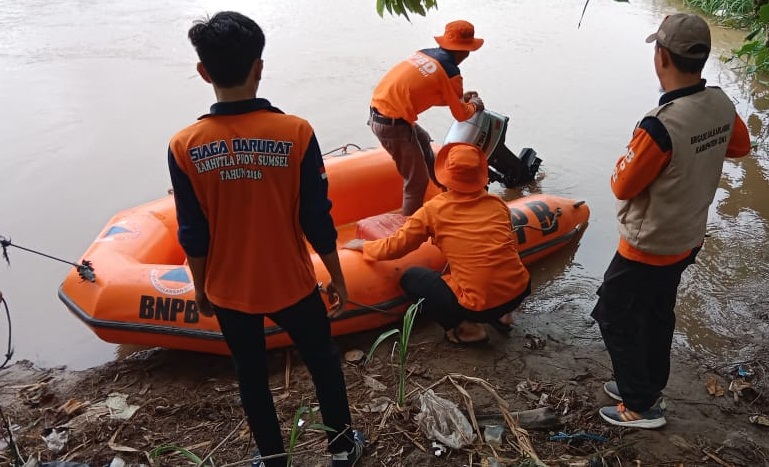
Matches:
[149,444,214,466]
[366,299,422,407]
[685,0,769,74]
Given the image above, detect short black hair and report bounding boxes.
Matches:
[661,45,708,74]
[188,11,265,87]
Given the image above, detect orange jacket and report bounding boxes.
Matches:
[363,191,530,311]
[370,48,477,124]
[169,99,335,313]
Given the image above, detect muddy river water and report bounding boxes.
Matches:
[0,0,766,369]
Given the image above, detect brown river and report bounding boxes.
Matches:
[0,0,766,369]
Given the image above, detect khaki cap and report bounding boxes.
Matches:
[645,13,711,59]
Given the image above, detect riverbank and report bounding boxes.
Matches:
[2,306,768,467]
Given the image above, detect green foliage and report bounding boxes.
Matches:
[149,444,214,466]
[366,299,422,407]
[376,0,438,21]
[286,406,335,466]
[686,0,769,74]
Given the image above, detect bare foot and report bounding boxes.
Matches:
[499,312,514,326]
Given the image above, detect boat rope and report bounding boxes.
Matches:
[322,143,362,157]
[0,236,96,282]
[0,296,12,370]
[317,282,395,315]
[513,207,563,234]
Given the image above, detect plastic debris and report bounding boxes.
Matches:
[41,427,69,454]
[736,364,755,379]
[749,414,769,427]
[728,378,753,401]
[549,431,609,443]
[483,424,504,447]
[431,441,447,457]
[415,389,476,449]
[105,393,140,420]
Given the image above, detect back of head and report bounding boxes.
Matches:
[188,11,265,87]
[646,13,710,74]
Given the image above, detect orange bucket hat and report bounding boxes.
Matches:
[435,143,488,193]
[434,20,484,52]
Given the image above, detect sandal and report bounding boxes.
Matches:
[444,327,490,347]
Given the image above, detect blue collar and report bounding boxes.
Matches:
[199,98,280,119]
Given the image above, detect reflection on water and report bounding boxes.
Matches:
[0,0,766,369]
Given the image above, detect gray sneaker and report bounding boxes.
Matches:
[331,430,365,467]
[599,401,666,429]
[603,381,666,410]
[251,451,265,467]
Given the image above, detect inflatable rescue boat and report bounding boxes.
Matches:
[58,111,589,355]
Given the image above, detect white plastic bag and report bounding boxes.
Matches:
[414,389,476,449]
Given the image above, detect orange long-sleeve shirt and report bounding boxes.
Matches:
[370,48,477,124]
[363,191,530,311]
[612,104,751,265]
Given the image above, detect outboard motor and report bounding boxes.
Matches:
[442,110,541,188]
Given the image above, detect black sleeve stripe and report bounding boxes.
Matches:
[639,116,672,153]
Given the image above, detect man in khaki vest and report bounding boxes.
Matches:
[591,13,751,428]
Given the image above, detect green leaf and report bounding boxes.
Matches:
[307,422,336,432]
[376,0,385,17]
[149,445,209,465]
[745,28,762,41]
[366,328,401,363]
[759,4,769,23]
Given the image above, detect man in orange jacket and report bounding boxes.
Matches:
[346,144,531,344]
[369,20,485,216]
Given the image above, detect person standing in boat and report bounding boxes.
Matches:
[369,20,486,216]
[345,143,531,345]
[167,12,364,467]
[592,13,751,429]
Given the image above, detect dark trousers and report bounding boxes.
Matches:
[591,249,698,412]
[400,266,531,331]
[214,289,353,467]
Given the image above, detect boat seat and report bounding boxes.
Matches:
[356,212,407,240]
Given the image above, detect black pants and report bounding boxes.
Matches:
[591,249,698,412]
[214,289,353,467]
[399,266,531,331]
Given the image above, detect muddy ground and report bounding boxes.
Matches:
[1,299,768,467]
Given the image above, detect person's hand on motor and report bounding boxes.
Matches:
[463,91,479,102]
[469,96,484,113]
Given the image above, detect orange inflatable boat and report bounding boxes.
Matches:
[58,147,590,355]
